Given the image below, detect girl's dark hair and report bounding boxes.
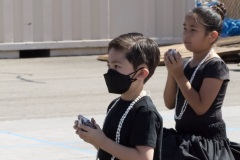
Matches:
[191,3,226,34]
[108,32,160,83]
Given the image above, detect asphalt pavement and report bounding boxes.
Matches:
[0,55,239,160]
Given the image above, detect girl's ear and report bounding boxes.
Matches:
[208,31,219,44]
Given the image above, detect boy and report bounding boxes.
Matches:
[74,32,162,160]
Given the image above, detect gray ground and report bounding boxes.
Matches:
[0,56,239,160]
[1,56,239,120]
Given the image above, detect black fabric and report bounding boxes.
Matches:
[163,128,237,160]
[176,57,230,125]
[97,96,163,160]
[162,57,240,160]
[175,120,227,140]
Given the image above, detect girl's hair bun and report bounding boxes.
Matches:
[210,3,226,20]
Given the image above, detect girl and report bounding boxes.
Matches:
[163,3,240,160]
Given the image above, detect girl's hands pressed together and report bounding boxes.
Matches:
[164,49,185,79]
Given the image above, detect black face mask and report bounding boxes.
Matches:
[103,68,143,94]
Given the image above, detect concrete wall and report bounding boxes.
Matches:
[0,0,195,58]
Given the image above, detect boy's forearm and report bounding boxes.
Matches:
[99,137,152,160]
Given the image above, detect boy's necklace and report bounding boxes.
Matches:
[174,49,214,120]
[103,90,147,160]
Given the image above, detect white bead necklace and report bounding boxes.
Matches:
[101,91,147,160]
[174,49,213,120]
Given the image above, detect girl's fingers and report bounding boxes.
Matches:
[168,55,177,64]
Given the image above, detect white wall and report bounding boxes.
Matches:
[0,0,195,58]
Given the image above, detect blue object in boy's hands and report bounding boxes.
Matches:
[79,116,96,129]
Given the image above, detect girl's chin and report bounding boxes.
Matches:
[184,43,191,50]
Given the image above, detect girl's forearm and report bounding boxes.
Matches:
[174,76,204,115]
[164,73,177,109]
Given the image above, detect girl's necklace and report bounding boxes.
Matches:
[174,49,213,120]
[102,90,147,160]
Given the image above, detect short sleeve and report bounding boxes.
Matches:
[205,60,229,81]
[129,107,161,148]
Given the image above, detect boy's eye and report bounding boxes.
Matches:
[107,64,119,69]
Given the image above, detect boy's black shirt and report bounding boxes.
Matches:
[97,96,163,160]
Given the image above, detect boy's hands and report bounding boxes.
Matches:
[73,116,107,148]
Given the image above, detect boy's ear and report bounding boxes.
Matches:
[137,68,149,80]
[208,31,218,43]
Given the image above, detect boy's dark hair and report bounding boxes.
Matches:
[108,32,160,83]
[191,3,226,34]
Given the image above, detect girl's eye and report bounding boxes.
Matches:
[191,29,196,32]
[183,27,186,31]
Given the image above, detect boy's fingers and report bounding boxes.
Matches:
[90,118,100,129]
[91,118,97,126]
[79,123,89,132]
[73,120,79,130]
[73,124,79,130]
[94,123,101,130]
[75,130,79,135]
[74,120,79,125]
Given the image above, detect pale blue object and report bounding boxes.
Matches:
[221,18,240,37]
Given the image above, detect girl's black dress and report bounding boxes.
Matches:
[162,57,240,160]
[97,96,163,160]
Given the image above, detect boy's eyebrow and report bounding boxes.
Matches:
[108,59,123,64]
